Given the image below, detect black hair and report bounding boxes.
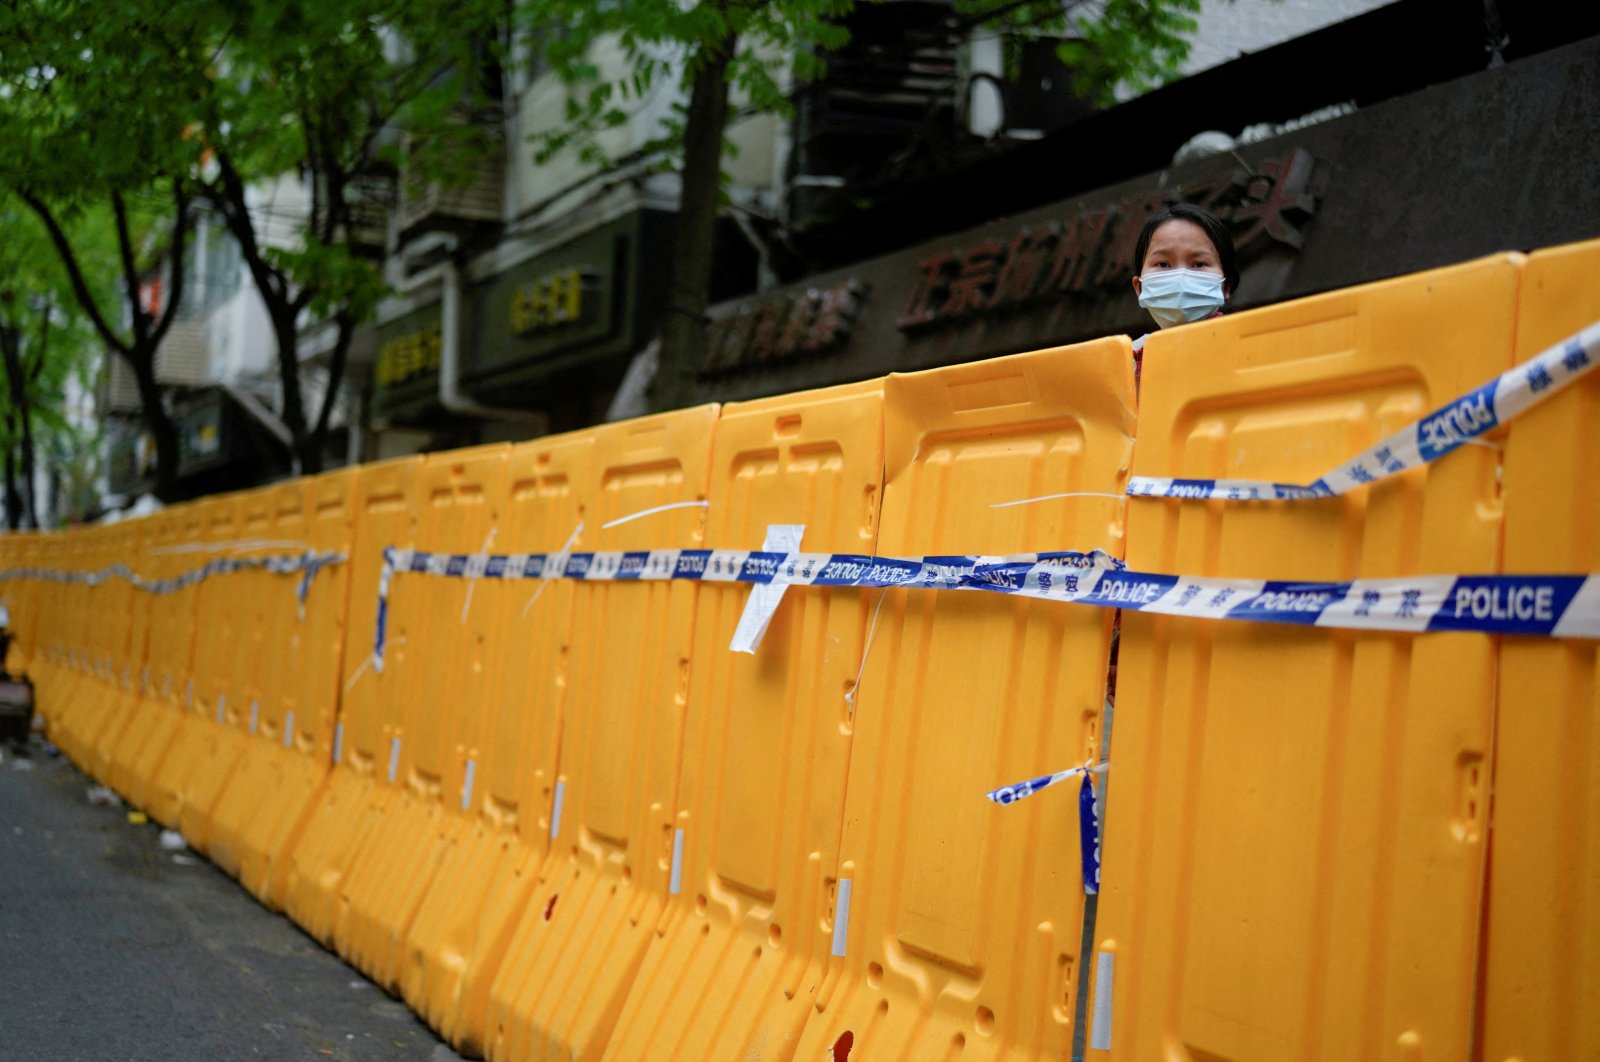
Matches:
[1132,203,1239,295]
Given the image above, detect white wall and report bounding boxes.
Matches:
[1180,0,1392,76]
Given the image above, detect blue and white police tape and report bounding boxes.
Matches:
[372,542,1600,658]
[1079,771,1102,895]
[986,762,1107,806]
[986,763,1107,892]
[0,549,346,607]
[1128,316,1600,501]
[370,545,1125,668]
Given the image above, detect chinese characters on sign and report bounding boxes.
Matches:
[375,323,442,387]
[897,148,1320,331]
[699,147,1320,378]
[510,267,592,336]
[701,278,867,376]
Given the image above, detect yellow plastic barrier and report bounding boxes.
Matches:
[208,469,358,904]
[1089,256,1519,1061]
[1,530,36,676]
[486,404,718,1062]
[107,510,181,801]
[114,501,205,818]
[787,340,1133,1061]
[36,526,87,731]
[84,518,151,782]
[281,455,422,945]
[337,442,510,990]
[402,430,595,1055]
[67,515,142,777]
[170,491,259,843]
[602,379,885,1060]
[1481,236,1600,1061]
[47,523,103,761]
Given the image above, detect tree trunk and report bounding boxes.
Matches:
[308,311,356,471]
[0,321,33,527]
[206,160,312,475]
[652,28,737,411]
[2,413,20,531]
[127,351,181,498]
[267,305,313,475]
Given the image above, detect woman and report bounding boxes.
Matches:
[1100,204,1240,785]
[1129,203,1239,378]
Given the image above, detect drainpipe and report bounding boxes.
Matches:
[438,257,548,429]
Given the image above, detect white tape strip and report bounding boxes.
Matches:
[990,491,1126,509]
[549,780,566,840]
[522,523,584,617]
[387,736,401,783]
[1090,951,1115,1051]
[461,758,476,811]
[248,699,259,735]
[215,693,226,726]
[730,524,805,654]
[831,878,853,958]
[459,528,497,624]
[152,538,312,555]
[670,827,685,895]
[601,499,708,530]
[283,710,295,749]
[332,722,344,766]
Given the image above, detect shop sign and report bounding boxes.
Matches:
[699,147,1319,379]
[701,277,867,376]
[897,148,1318,330]
[375,322,442,387]
[509,267,599,336]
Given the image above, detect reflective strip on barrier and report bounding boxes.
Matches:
[1128,317,1600,500]
[0,549,346,596]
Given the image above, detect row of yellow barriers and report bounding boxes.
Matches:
[5,239,1598,1060]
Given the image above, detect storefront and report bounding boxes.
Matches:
[367,209,677,449]
[106,388,289,501]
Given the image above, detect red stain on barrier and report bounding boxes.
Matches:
[544,894,558,921]
[832,1030,854,1061]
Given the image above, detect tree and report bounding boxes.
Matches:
[0,3,203,495]
[516,0,1210,409]
[2,0,510,481]
[184,0,508,473]
[0,198,113,528]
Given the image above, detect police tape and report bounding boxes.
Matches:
[986,762,1107,806]
[370,546,1125,668]
[986,763,1107,892]
[1128,316,1600,501]
[0,550,346,606]
[368,542,1600,668]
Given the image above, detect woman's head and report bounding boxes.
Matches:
[1131,203,1238,328]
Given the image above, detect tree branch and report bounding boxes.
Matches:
[312,310,354,442]
[149,178,191,347]
[15,190,131,356]
[110,191,149,347]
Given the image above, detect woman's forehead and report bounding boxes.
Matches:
[1145,218,1215,255]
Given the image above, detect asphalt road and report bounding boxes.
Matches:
[0,734,463,1062]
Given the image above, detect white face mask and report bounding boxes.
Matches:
[1137,268,1226,329]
